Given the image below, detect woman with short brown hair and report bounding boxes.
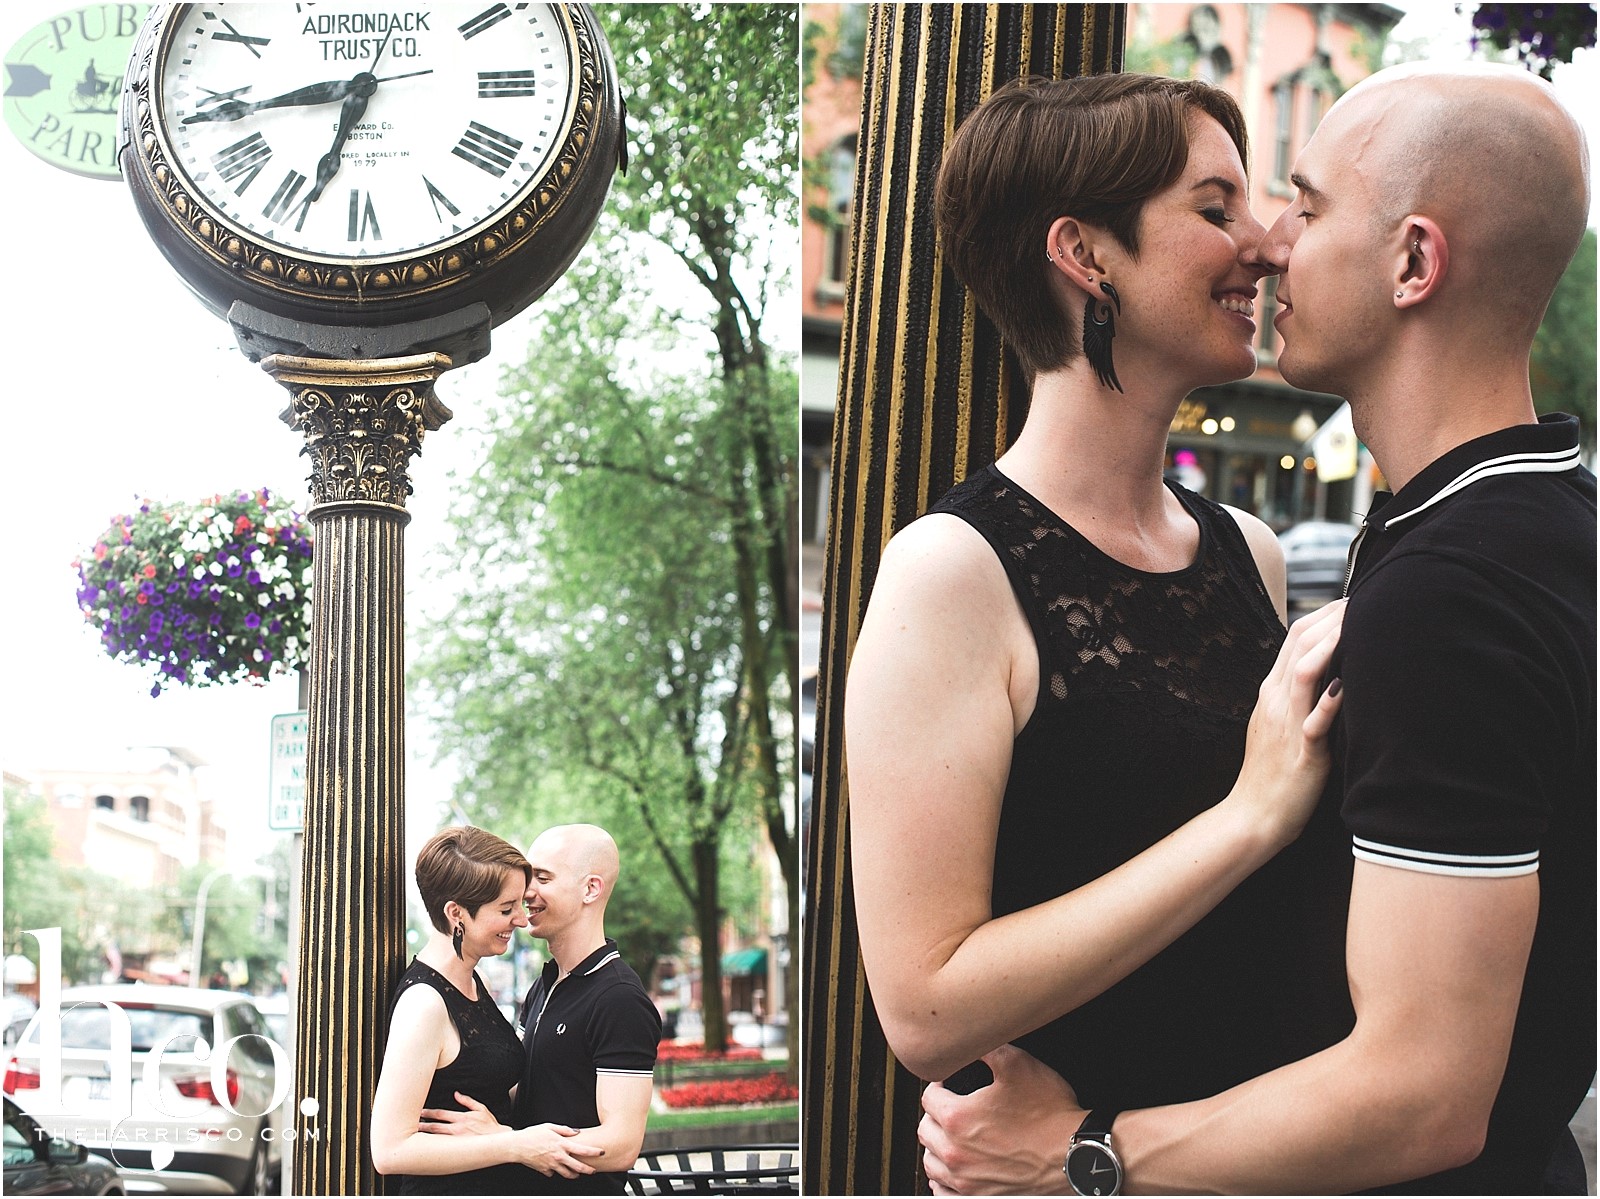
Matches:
[846,71,1345,1157]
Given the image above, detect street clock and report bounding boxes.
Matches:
[120,3,624,327]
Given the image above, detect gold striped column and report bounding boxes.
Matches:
[801,7,1125,1193]
[263,353,453,1195]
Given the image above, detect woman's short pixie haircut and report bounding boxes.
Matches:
[415,825,532,933]
[935,73,1248,380]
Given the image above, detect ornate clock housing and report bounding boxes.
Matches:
[119,3,623,327]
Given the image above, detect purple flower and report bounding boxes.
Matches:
[227,562,243,578]
[245,613,261,629]
[248,571,262,586]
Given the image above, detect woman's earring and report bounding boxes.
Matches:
[452,922,465,959]
[1082,280,1124,393]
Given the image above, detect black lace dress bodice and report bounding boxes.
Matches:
[390,958,526,1194]
[932,465,1347,1109]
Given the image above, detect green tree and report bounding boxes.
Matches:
[1531,229,1597,455]
[2,783,88,979]
[421,3,798,1062]
[2,784,170,984]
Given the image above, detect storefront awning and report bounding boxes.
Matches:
[722,946,768,975]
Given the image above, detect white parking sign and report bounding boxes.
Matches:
[268,712,307,831]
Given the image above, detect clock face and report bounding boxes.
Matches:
[153,3,577,262]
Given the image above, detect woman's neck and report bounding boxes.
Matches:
[417,935,479,996]
[999,364,1185,530]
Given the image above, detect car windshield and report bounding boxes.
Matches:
[23,1004,212,1053]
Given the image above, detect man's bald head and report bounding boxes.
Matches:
[1318,62,1589,339]
[529,823,621,895]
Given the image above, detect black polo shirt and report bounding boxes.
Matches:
[1327,413,1595,1194]
[511,939,660,1195]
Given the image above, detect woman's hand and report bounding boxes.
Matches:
[512,1123,603,1178]
[1226,599,1346,849]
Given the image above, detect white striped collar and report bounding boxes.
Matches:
[1383,445,1583,529]
[585,950,621,976]
[1372,415,1584,531]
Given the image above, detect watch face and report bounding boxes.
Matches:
[1065,1141,1122,1197]
[153,3,576,261]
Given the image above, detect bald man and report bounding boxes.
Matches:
[919,63,1595,1195]
[423,824,660,1193]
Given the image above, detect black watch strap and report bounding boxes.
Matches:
[1074,1108,1121,1143]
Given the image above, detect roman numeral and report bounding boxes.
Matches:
[263,169,310,230]
[348,190,382,242]
[208,15,271,57]
[423,176,462,222]
[459,4,512,39]
[212,132,271,194]
[452,121,522,177]
[478,70,538,98]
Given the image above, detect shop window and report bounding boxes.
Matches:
[817,135,857,302]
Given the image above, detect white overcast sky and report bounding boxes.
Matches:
[0,2,1589,875]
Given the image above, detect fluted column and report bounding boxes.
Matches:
[261,353,453,1195]
[801,6,1125,1193]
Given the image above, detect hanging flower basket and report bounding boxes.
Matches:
[74,490,313,697]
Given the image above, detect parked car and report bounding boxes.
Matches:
[3,985,286,1195]
[0,996,36,1048]
[1278,520,1360,610]
[4,1095,123,1195]
[251,995,289,1056]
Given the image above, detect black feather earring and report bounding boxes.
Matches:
[1082,280,1123,393]
[452,922,465,959]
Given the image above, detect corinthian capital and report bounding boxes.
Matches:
[262,353,454,510]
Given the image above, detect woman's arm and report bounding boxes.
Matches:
[846,516,1342,1082]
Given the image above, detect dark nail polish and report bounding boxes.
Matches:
[1328,677,1343,697]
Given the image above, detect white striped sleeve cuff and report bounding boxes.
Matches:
[1352,836,1539,878]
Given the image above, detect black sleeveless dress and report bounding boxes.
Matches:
[932,465,1352,1109]
[391,958,527,1195]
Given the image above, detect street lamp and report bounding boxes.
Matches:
[190,868,229,987]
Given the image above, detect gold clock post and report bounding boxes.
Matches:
[260,352,453,1195]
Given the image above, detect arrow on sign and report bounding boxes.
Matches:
[4,63,52,98]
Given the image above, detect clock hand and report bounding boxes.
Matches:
[181,70,430,123]
[305,79,375,204]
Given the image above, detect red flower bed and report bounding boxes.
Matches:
[655,1042,763,1063]
[659,1072,798,1109]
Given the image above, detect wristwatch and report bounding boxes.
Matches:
[1063,1109,1123,1196]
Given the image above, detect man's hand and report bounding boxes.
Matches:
[418,1091,511,1136]
[920,1045,1086,1195]
[513,1123,604,1178]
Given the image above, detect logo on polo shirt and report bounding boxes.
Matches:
[557,1023,567,1034]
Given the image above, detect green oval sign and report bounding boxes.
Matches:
[4,4,150,180]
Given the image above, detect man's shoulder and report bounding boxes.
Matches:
[1358,474,1595,617]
